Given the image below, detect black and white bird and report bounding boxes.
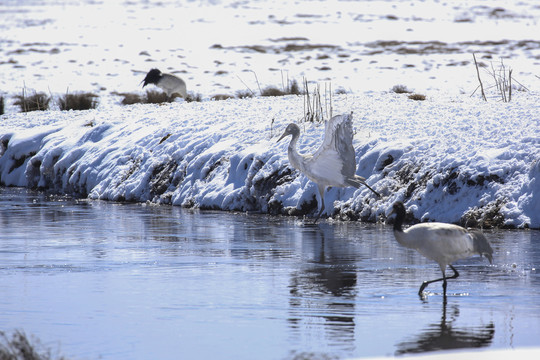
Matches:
[141,68,187,98]
[277,113,380,221]
[389,201,493,297]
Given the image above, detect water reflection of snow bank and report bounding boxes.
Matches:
[1,92,538,228]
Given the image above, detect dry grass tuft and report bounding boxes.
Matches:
[302,79,333,124]
[391,84,412,94]
[0,330,70,360]
[144,90,172,104]
[471,53,528,102]
[185,92,203,102]
[14,91,50,112]
[58,92,98,110]
[235,90,254,99]
[408,93,426,101]
[119,92,143,105]
[117,90,203,105]
[261,86,287,97]
[261,79,301,97]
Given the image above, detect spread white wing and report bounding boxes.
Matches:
[310,113,357,180]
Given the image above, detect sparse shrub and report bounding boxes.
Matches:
[14,91,50,112]
[0,330,70,360]
[83,119,95,127]
[144,90,172,104]
[302,79,332,124]
[408,93,426,101]
[185,92,203,102]
[236,90,254,99]
[391,84,412,94]
[471,54,527,103]
[261,86,286,97]
[261,79,301,97]
[211,94,234,101]
[58,92,98,110]
[119,93,142,105]
[117,90,202,105]
[286,79,301,95]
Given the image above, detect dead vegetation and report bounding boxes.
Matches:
[117,90,174,105]
[58,91,98,110]
[14,90,50,112]
[391,84,412,94]
[237,71,302,98]
[117,90,203,105]
[302,78,333,123]
[0,330,69,360]
[471,53,528,102]
[408,93,426,101]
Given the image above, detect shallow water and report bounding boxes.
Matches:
[0,187,539,360]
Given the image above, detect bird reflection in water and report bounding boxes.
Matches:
[395,296,495,355]
[287,224,358,353]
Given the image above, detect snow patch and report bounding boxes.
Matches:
[1,93,539,228]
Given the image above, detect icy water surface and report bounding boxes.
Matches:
[0,187,539,360]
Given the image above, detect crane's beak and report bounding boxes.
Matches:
[276,131,288,143]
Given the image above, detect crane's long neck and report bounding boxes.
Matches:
[287,133,306,172]
[392,210,415,248]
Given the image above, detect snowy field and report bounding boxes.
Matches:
[1,92,539,228]
[1,0,540,104]
[0,0,539,228]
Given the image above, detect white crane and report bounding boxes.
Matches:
[389,201,493,296]
[277,113,380,221]
[141,68,187,98]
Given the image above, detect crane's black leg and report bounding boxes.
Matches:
[313,186,327,223]
[313,207,324,224]
[363,182,381,198]
[448,265,460,280]
[418,265,460,297]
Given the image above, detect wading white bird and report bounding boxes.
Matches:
[389,202,493,296]
[277,113,380,221]
[141,68,187,98]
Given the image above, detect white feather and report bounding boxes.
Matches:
[277,113,379,219]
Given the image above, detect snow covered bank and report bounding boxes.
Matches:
[0,93,539,228]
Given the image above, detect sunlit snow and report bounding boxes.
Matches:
[0,0,539,228]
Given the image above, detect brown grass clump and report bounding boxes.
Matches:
[185,92,203,102]
[408,93,426,101]
[118,90,203,105]
[260,79,301,97]
[261,86,287,97]
[58,92,99,110]
[235,90,254,99]
[144,90,172,103]
[119,93,143,105]
[14,91,50,112]
[211,94,234,101]
[391,84,412,94]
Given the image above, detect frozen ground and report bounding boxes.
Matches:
[1,91,539,228]
[0,0,539,228]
